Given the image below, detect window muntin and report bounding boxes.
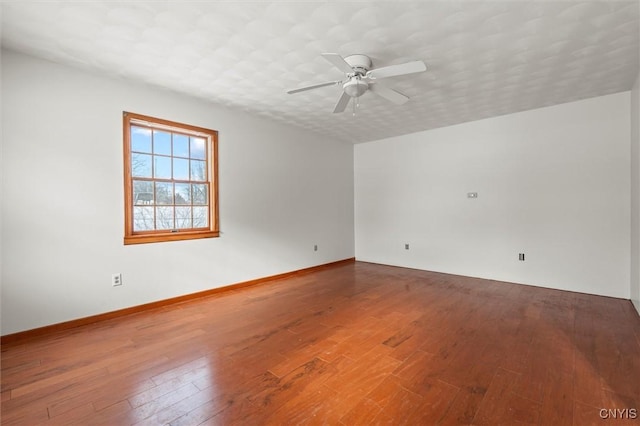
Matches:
[124,112,218,244]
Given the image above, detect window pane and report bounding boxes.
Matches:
[192,184,208,205]
[190,137,206,159]
[153,130,171,155]
[133,180,154,205]
[156,207,174,230]
[154,155,171,179]
[131,126,152,153]
[131,153,152,178]
[173,134,189,158]
[190,160,206,181]
[193,207,208,228]
[173,158,189,180]
[133,206,154,231]
[175,183,191,205]
[175,206,192,229]
[156,182,173,205]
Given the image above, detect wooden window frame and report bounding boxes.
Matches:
[123,112,219,245]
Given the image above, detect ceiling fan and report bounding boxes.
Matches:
[287,53,427,113]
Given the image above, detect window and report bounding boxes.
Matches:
[123,112,218,244]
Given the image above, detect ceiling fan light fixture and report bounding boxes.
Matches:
[343,77,368,98]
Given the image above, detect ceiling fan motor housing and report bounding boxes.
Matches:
[344,54,372,72]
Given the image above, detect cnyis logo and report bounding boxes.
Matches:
[599,408,638,419]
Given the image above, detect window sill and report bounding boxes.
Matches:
[124,230,219,245]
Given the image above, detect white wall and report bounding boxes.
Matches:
[0,50,354,335]
[631,71,640,315]
[355,93,631,299]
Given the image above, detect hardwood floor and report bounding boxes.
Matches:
[2,261,639,425]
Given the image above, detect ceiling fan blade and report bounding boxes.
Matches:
[370,85,409,105]
[333,91,351,113]
[287,81,341,95]
[367,60,426,80]
[322,53,354,74]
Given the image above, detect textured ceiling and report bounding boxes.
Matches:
[2,1,639,143]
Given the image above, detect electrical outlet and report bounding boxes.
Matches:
[518,253,525,261]
[314,244,318,251]
[112,273,122,286]
[405,244,410,250]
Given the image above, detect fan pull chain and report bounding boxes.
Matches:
[352,96,361,117]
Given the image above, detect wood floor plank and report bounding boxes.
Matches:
[127,382,202,424]
[131,387,214,426]
[539,371,574,425]
[1,261,638,425]
[247,357,330,410]
[573,400,605,426]
[471,367,541,425]
[264,381,349,425]
[437,383,489,425]
[129,377,194,409]
[0,403,49,425]
[91,368,168,411]
[338,396,383,425]
[149,356,211,386]
[44,401,96,424]
[402,379,459,424]
[393,350,453,396]
[434,346,501,425]
[87,399,133,426]
[171,371,279,426]
[269,338,340,377]
[374,384,424,423]
[323,344,399,392]
[364,374,404,409]
[1,366,110,416]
